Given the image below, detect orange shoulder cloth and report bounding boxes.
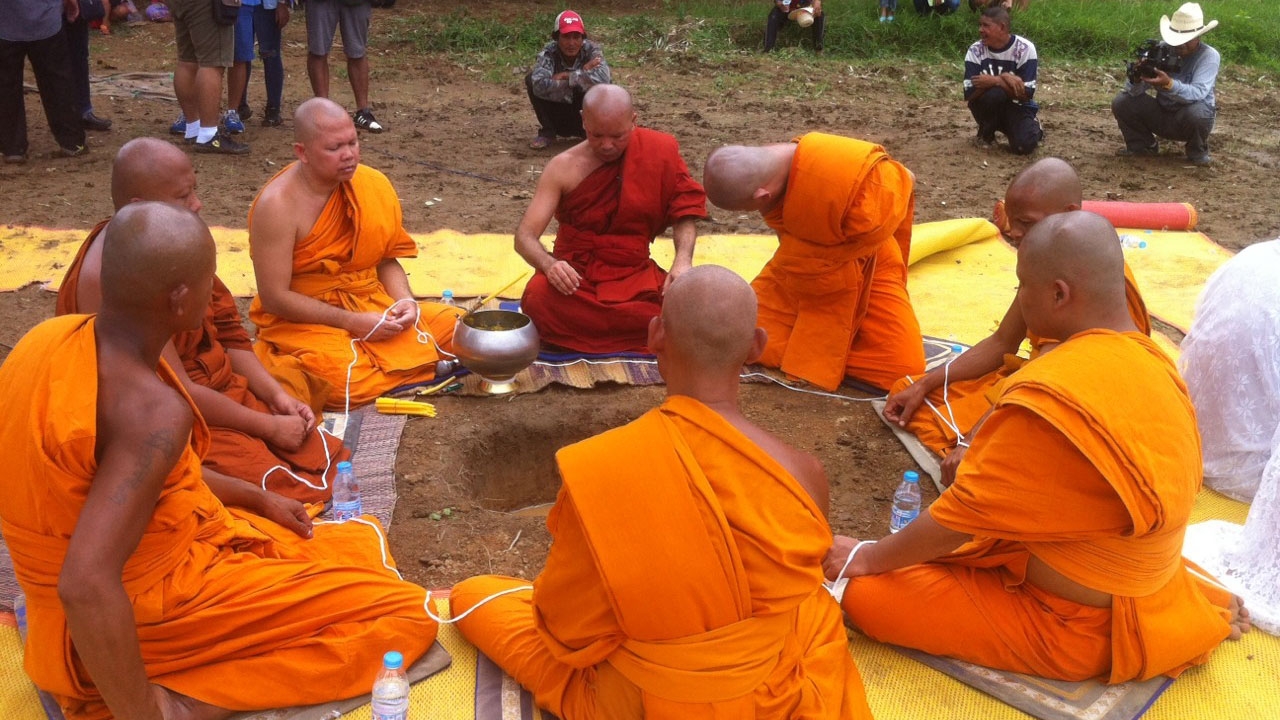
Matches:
[553,395,831,709]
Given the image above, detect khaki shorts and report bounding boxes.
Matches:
[171,0,234,67]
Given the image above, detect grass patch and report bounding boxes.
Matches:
[379,0,1279,79]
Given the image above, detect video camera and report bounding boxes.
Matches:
[1126,39,1183,84]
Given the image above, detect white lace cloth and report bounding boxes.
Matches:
[1180,239,1280,636]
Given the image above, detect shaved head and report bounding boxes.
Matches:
[1004,157,1082,245]
[660,265,759,373]
[581,84,632,122]
[1017,211,1130,337]
[110,138,200,212]
[100,202,216,316]
[294,97,355,145]
[580,84,636,164]
[703,144,793,212]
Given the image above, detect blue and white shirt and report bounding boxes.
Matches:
[963,34,1038,108]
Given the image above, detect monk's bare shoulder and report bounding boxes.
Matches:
[252,165,300,218]
[729,416,830,514]
[97,362,193,454]
[542,143,604,194]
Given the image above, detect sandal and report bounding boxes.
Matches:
[529,135,552,149]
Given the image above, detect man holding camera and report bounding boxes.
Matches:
[1112,2,1219,166]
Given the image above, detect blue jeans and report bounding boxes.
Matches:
[235,4,285,110]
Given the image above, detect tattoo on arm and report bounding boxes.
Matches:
[108,431,180,506]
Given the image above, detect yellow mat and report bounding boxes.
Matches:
[856,486,1278,720]
[0,597,548,720]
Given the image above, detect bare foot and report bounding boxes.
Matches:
[1228,595,1253,640]
[151,684,233,720]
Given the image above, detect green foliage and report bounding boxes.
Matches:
[380,0,1279,75]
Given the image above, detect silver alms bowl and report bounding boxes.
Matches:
[452,310,540,394]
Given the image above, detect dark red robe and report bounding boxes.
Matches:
[522,127,707,353]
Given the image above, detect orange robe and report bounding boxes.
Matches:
[521,127,708,353]
[0,315,437,720]
[56,222,346,503]
[890,264,1152,456]
[753,133,924,392]
[249,164,463,409]
[843,330,1232,683]
[452,396,872,720]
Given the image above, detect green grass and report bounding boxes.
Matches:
[380,0,1280,77]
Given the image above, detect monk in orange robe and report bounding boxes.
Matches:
[702,133,924,392]
[0,204,437,720]
[515,84,707,354]
[250,98,463,409]
[825,211,1247,683]
[883,158,1151,485]
[56,138,346,506]
[452,266,872,719]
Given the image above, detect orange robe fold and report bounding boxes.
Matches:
[753,133,924,391]
[0,315,437,720]
[844,330,1232,683]
[890,263,1151,456]
[56,223,346,503]
[452,396,872,719]
[249,164,463,408]
[521,127,708,353]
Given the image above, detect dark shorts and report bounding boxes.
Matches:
[305,0,370,59]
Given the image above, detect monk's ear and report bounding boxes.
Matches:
[168,283,191,318]
[745,327,768,364]
[293,142,307,163]
[647,315,666,353]
[1051,278,1070,306]
[751,187,772,209]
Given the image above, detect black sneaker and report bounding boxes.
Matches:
[262,106,283,127]
[54,144,89,158]
[353,109,385,133]
[1116,145,1159,157]
[194,131,250,155]
[237,102,253,121]
[82,112,113,132]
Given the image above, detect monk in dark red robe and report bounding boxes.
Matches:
[515,84,706,354]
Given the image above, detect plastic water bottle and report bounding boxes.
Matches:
[371,651,410,720]
[13,591,28,643]
[1119,234,1148,250]
[441,289,455,306]
[889,471,922,533]
[332,461,362,522]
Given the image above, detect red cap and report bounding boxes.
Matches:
[556,10,585,35]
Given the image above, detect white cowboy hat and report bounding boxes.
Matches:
[789,6,815,27]
[1160,3,1218,46]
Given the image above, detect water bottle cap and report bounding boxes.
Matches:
[383,650,404,669]
[337,461,353,473]
[951,344,964,353]
[443,289,454,298]
[1138,241,1147,249]
[904,471,919,483]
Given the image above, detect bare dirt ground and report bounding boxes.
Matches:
[2,3,1277,589]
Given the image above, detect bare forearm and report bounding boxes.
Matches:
[516,228,556,273]
[670,218,697,269]
[204,467,267,511]
[376,259,414,301]
[260,287,360,333]
[186,379,275,437]
[227,348,289,405]
[861,513,971,574]
[62,583,161,720]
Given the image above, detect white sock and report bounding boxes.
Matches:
[184,120,200,140]
[197,125,217,143]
